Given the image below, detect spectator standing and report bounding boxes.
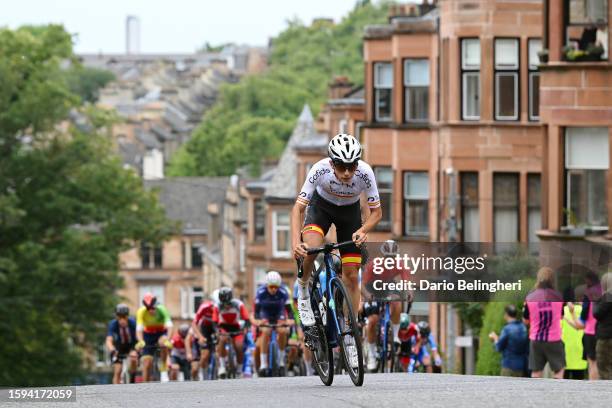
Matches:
[489,305,529,377]
[523,267,565,379]
[562,287,588,379]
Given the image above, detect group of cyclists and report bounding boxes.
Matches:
[107,133,443,383]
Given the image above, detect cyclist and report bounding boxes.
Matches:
[411,321,442,373]
[361,239,412,371]
[135,293,173,382]
[169,323,192,381]
[251,271,294,376]
[190,297,219,380]
[291,133,382,331]
[216,287,249,378]
[397,313,419,372]
[106,304,138,384]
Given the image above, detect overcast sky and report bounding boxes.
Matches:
[2,0,362,54]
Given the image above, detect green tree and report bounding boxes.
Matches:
[0,25,173,386]
[169,1,389,176]
[63,66,115,103]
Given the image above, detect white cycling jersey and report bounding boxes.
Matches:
[296,158,380,209]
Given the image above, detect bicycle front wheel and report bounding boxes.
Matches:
[330,278,364,386]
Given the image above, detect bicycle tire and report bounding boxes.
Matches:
[330,278,364,386]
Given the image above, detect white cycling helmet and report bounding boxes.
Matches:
[266,271,282,287]
[380,239,398,256]
[328,133,362,164]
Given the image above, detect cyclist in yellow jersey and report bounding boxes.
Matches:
[136,293,173,382]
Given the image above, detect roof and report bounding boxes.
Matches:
[144,177,230,234]
[264,105,323,200]
[328,86,365,106]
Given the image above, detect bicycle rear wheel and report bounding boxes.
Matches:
[330,279,364,386]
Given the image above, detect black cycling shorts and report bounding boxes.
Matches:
[302,190,362,267]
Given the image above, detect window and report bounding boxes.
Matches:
[254,198,265,241]
[527,174,542,243]
[403,172,429,236]
[528,39,542,121]
[494,173,519,242]
[565,127,609,227]
[461,39,480,120]
[569,0,608,24]
[140,243,151,269]
[374,62,393,122]
[140,242,163,269]
[180,286,204,318]
[272,210,291,257]
[191,242,203,268]
[460,172,480,242]
[139,285,165,306]
[374,167,393,230]
[354,121,365,142]
[254,266,267,296]
[404,59,429,122]
[494,38,519,121]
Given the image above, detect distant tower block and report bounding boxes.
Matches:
[126,15,140,55]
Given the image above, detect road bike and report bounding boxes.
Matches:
[259,323,292,377]
[298,240,364,386]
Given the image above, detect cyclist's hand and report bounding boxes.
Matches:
[135,340,145,351]
[293,242,308,259]
[286,319,295,327]
[198,337,207,347]
[186,353,193,362]
[163,339,173,349]
[352,229,367,247]
[434,357,442,367]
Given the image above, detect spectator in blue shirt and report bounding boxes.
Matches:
[489,305,529,377]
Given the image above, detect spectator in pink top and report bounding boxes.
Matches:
[523,267,565,379]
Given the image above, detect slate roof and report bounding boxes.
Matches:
[264,105,326,201]
[144,177,230,234]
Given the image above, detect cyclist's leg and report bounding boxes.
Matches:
[364,304,379,370]
[157,333,170,374]
[141,332,159,382]
[335,200,363,315]
[112,359,122,384]
[299,202,332,302]
[278,325,290,367]
[170,355,180,380]
[128,350,138,382]
[390,302,401,343]
[233,332,245,366]
[259,326,271,370]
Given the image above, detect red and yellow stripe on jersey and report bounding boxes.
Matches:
[302,224,324,237]
[341,253,362,267]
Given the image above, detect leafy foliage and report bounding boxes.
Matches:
[63,66,115,103]
[169,1,389,176]
[0,25,173,386]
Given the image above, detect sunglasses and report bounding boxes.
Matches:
[267,285,279,290]
[332,161,358,172]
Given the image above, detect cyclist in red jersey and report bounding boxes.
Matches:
[191,298,219,380]
[361,240,412,371]
[216,287,249,378]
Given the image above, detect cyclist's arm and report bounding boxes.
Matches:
[105,335,115,353]
[159,305,173,331]
[359,206,382,235]
[136,308,145,342]
[291,201,307,253]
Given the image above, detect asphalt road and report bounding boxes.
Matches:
[8,373,612,408]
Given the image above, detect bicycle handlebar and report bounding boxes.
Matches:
[305,239,358,256]
[258,323,293,328]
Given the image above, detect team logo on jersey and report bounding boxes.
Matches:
[309,168,331,184]
[354,169,372,188]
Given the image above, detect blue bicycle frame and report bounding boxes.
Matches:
[380,301,391,371]
[312,251,346,347]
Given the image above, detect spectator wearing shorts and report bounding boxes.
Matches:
[523,267,565,379]
[562,287,588,380]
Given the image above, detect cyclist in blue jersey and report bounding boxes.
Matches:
[251,271,294,376]
[412,321,442,373]
[106,304,138,384]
